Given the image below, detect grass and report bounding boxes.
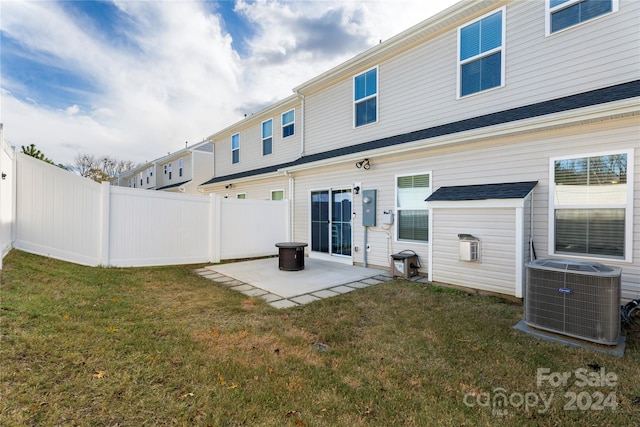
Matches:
[1,250,639,426]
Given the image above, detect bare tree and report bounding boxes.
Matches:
[74,153,136,183]
[74,153,98,178]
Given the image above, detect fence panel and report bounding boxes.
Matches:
[0,132,15,267]
[219,198,289,260]
[108,187,211,267]
[13,153,104,266]
[8,153,291,268]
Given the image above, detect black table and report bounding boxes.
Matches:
[275,242,308,271]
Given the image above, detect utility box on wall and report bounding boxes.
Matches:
[362,189,377,227]
[458,234,480,262]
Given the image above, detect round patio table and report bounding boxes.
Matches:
[275,242,308,271]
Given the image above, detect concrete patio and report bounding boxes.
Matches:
[193,257,429,308]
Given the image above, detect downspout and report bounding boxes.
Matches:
[295,90,305,157]
[364,227,368,268]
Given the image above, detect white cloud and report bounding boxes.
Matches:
[0,0,459,166]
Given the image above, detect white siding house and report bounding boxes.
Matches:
[114,140,214,194]
[199,0,640,301]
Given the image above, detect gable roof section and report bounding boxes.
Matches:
[200,80,639,186]
[426,181,538,202]
[157,179,192,190]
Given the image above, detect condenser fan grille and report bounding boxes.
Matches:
[525,259,621,345]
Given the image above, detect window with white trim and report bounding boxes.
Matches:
[354,67,378,127]
[236,193,246,199]
[282,109,294,138]
[396,173,431,242]
[458,8,504,97]
[262,119,273,156]
[168,163,172,180]
[547,0,617,35]
[271,189,284,201]
[550,150,632,260]
[163,164,167,175]
[178,158,183,177]
[231,133,240,164]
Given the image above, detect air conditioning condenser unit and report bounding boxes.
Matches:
[525,258,621,345]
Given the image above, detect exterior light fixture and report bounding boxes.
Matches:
[355,158,370,170]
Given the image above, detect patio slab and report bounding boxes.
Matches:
[207,257,386,299]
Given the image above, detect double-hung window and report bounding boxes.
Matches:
[396,173,431,243]
[282,109,294,138]
[168,163,172,180]
[550,150,632,261]
[354,67,378,127]
[547,0,617,35]
[231,133,240,164]
[458,8,505,98]
[178,158,183,177]
[262,119,273,156]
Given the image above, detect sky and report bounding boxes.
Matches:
[1,0,460,167]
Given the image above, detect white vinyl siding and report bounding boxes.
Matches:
[432,208,517,296]
[301,1,638,157]
[291,116,638,300]
[546,0,618,35]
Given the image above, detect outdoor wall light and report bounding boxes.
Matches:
[353,186,360,195]
[355,158,370,170]
[1,172,6,180]
[225,184,233,189]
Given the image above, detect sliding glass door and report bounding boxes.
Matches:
[311,189,352,257]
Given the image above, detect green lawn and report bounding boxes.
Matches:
[1,250,638,426]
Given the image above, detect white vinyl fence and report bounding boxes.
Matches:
[0,127,15,269]
[3,152,289,268]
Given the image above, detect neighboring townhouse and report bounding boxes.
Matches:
[201,94,301,200]
[200,0,639,301]
[114,140,214,194]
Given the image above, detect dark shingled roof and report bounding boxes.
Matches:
[426,181,538,202]
[156,179,192,190]
[200,80,639,186]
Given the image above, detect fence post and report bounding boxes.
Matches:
[209,193,221,263]
[100,181,110,266]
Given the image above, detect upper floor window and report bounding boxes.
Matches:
[354,67,378,127]
[163,165,167,175]
[458,8,505,97]
[396,173,431,243]
[178,158,183,177]
[282,109,295,138]
[262,119,273,156]
[168,163,172,180]
[547,0,617,35]
[231,133,240,164]
[550,150,632,261]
